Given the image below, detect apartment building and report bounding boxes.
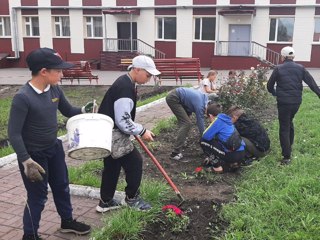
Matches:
[0,0,320,69]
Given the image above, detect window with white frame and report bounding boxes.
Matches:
[0,17,11,36]
[157,17,176,40]
[269,17,294,42]
[194,17,215,41]
[24,16,39,36]
[313,18,320,42]
[54,16,70,37]
[85,16,102,38]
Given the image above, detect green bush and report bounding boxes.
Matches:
[218,65,271,114]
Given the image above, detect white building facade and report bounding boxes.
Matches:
[0,0,320,69]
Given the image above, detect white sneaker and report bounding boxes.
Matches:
[170,153,189,162]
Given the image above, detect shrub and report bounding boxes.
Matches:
[218,65,271,114]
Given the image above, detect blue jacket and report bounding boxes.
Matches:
[176,87,208,135]
[202,113,245,152]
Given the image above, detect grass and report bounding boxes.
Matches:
[136,92,168,107]
[0,87,169,158]
[91,179,170,240]
[220,90,320,239]
[0,97,12,141]
[84,90,320,239]
[67,115,176,239]
[4,87,320,238]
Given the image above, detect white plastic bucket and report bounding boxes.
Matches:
[66,113,114,160]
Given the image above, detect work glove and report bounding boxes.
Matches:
[22,158,46,182]
[81,100,98,113]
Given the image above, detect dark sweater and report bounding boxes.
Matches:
[8,83,81,162]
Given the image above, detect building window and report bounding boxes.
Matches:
[54,16,70,37]
[157,17,176,40]
[85,16,102,38]
[24,16,39,36]
[0,17,11,36]
[269,17,294,42]
[194,17,215,41]
[313,18,320,42]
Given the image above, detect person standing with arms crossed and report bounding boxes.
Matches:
[96,55,160,212]
[267,46,320,165]
[8,48,93,240]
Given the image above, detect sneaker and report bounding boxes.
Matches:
[22,235,43,240]
[125,195,152,211]
[170,152,189,162]
[60,219,91,235]
[96,199,122,213]
[280,158,291,165]
[242,158,253,166]
[203,155,216,167]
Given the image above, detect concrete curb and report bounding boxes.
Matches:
[68,184,125,202]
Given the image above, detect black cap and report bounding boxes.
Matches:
[26,47,74,72]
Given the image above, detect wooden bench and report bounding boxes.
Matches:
[154,58,203,85]
[118,58,132,71]
[61,61,99,84]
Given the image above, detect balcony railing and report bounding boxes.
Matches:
[105,38,166,59]
[216,41,280,67]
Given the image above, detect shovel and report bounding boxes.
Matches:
[134,136,185,206]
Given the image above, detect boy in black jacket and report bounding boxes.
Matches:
[267,46,320,165]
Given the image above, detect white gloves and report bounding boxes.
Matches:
[22,158,46,182]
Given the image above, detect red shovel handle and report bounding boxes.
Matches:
[134,136,184,203]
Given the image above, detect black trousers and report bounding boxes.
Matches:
[100,146,143,201]
[200,139,245,165]
[277,103,300,159]
[19,139,72,235]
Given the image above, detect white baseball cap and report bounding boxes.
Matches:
[128,55,161,76]
[281,46,295,58]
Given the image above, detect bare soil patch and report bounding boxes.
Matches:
[139,123,240,240]
[138,104,276,240]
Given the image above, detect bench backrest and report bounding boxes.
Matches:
[120,59,132,65]
[154,58,201,74]
[65,61,91,71]
[154,58,200,69]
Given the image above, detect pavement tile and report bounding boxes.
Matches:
[1,228,22,240]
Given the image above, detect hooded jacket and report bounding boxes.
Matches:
[202,113,245,152]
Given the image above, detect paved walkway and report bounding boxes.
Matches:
[0,94,173,240]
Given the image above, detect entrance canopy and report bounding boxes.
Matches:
[219,7,255,16]
[102,9,140,15]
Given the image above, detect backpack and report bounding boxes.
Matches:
[224,129,243,151]
[234,114,270,152]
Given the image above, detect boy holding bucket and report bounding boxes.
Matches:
[97,55,160,212]
[7,48,94,240]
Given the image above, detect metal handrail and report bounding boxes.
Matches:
[105,38,166,59]
[216,41,280,67]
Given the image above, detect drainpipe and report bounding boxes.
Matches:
[7,8,20,59]
[130,13,133,52]
[215,13,220,55]
[249,13,253,56]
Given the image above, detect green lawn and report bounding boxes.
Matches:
[221,90,320,239]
